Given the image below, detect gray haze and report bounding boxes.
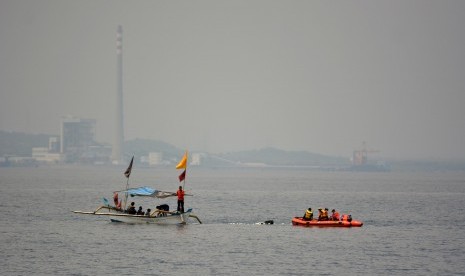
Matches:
[1,0,464,160]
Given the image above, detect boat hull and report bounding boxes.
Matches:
[292,217,363,227]
[74,208,193,225]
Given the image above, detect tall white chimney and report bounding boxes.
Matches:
[112,25,124,164]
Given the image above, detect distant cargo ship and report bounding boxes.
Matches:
[347,161,391,172]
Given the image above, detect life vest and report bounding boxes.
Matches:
[320,209,328,219]
[331,212,340,221]
[304,210,313,220]
[341,214,352,221]
[177,189,185,200]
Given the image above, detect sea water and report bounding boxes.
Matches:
[1,166,464,275]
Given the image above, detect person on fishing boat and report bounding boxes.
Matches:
[176,186,185,213]
[137,206,144,215]
[302,208,313,221]
[330,209,340,221]
[127,202,136,214]
[145,208,151,216]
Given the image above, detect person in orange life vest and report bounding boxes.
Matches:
[317,208,323,220]
[330,209,340,221]
[341,214,352,222]
[302,208,313,221]
[323,208,329,220]
[176,186,185,213]
[318,208,329,221]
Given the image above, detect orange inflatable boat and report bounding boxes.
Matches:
[292,217,363,227]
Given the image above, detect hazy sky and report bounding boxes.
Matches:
[1,0,464,160]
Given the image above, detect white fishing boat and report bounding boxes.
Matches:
[73,186,201,224]
[73,152,201,225]
[73,207,195,224]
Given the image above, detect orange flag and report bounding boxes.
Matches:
[176,151,188,169]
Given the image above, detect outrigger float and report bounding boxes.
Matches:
[74,152,201,225]
[292,217,363,227]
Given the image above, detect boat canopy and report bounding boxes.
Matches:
[118,186,176,198]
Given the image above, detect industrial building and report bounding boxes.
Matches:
[60,117,96,153]
[59,116,110,163]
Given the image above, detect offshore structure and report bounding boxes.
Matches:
[350,141,389,171]
[112,25,124,164]
[352,141,379,166]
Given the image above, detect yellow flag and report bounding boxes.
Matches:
[176,151,188,169]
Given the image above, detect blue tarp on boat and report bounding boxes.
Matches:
[119,186,176,198]
[127,186,157,196]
